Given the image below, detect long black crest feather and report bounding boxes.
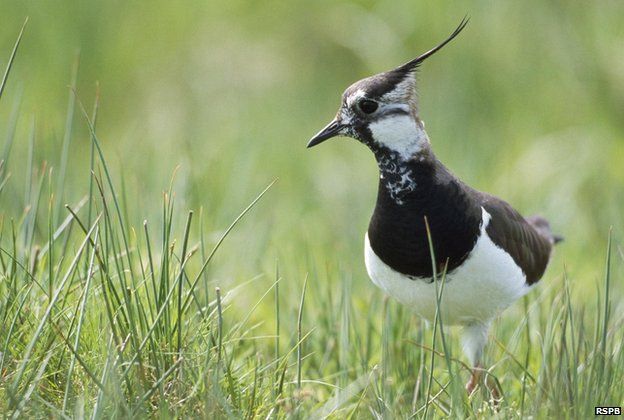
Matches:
[395,16,469,74]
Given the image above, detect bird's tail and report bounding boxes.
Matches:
[526,215,563,245]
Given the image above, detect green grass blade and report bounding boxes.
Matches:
[0,17,28,103]
[55,54,80,223]
[296,274,308,390]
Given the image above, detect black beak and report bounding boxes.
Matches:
[307,118,344,148]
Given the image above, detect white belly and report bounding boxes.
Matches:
[364,208,531,325]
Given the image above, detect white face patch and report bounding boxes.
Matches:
[368,115,429,160]
[346,89,366,107]
[339,108,352,126]
[381,77,415,103]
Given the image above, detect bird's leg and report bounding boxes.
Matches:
[461,322,490,395]
[466,364,482,395]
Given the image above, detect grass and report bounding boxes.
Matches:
[1,3,624,418]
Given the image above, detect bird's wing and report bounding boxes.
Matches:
[479,193,553,285]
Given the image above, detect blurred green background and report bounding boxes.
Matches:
[1,0,623,304]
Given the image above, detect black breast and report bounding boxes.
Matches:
[367,159,482,278]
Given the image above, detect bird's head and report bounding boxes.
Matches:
[307,18,468,161]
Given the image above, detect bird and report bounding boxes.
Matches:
[307,18,561,397]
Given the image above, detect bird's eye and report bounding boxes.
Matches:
[357,99,379,115]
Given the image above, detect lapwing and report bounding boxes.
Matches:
[307,18,561,396]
